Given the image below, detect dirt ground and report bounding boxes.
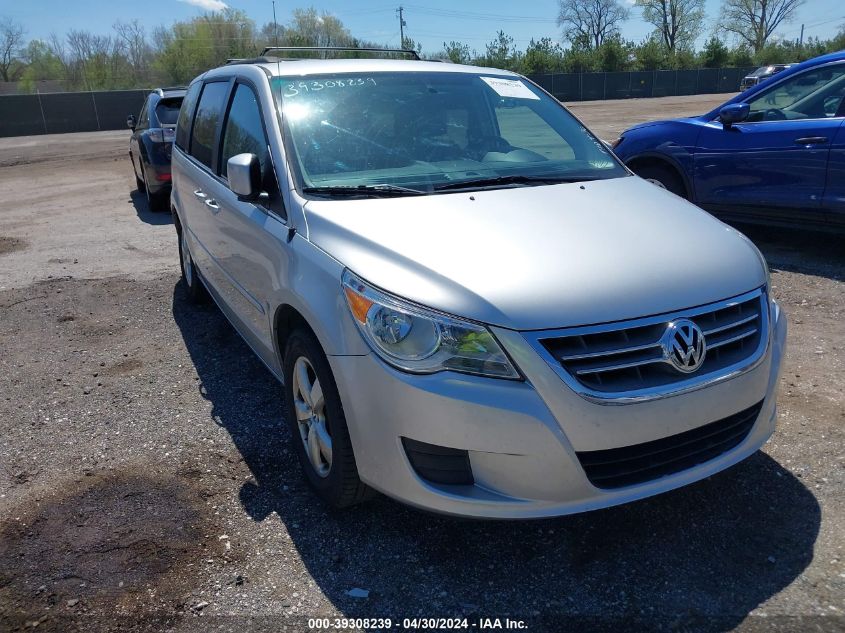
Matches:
[0,93,843,633]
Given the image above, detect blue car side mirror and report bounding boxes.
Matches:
[720,103,750,128]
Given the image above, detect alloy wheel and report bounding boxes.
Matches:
[291,356,332,478]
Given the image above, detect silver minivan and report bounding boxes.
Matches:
[171,49,787,518]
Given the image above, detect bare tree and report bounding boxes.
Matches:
[719,0,805,52]
[557,0,630,49]
[635,0,706,52]
[114,20,151,83]
[0,16,26,82]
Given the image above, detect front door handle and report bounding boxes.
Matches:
[794,136,828,145]
[193,189,207,199]
[204,199,220,210]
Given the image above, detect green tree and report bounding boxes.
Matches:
[480,30,520,70]
[730,44,754,67]
[153,9,257,84]
[521,38,566,74]
[700,36,730,67]
[441,40,472,65]
[0,16,26,82]
[596,35,632,71]
[18,39,64,91]
[562,46,596,72]
[635,37,667,70]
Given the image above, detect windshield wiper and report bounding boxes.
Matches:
[302,184,427,197]
[433,174,597,192]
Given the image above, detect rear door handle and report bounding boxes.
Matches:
[204,199,220,210]
[794,136,828,145]
[193,189,207,199]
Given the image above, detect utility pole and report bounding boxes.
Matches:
[397,6,406,48]
[799,23,804,47]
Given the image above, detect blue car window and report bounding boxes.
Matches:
[747,64,845,121]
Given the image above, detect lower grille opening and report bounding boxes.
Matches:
[576,400,764,489]
[402,437,474,486]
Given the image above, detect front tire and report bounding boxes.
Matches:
[283,329,371,509]
[634,163,688,199]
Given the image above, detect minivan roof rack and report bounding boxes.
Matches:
[260,46,421,61]
[226,57,278,65]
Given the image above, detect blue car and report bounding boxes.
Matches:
[613,51,845,232]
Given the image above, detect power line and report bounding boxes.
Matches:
[403,4,558,24]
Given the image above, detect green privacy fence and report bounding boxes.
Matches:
[0,89,148,138]
[0,67,758,138]
[528,67,758,101]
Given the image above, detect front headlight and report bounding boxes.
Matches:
[342,270,520,379]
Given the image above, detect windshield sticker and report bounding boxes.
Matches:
[480,77,540,100]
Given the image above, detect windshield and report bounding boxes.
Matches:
[272,71,626,195]
[750,66,776,78]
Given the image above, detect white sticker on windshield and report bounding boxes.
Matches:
[480,77,540,100]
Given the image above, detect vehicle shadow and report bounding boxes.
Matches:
[129,188,172,226]
[731,222,844,282]
[171,283,821,632]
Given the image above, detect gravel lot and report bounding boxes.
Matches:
[0,93,843,633]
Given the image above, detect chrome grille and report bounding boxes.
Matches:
[524,288,768,402]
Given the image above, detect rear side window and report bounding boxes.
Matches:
[175,82,202,150]
[155,98,183,126]
[190,81,230,169]
[220,84,269,178]
[137,100,150,130]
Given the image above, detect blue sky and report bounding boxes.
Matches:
[5,0,845,53]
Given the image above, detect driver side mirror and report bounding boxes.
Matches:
[720,103,750,128]
[126,114,136,131]
[227,153,262,201]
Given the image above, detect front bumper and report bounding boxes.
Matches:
[330,301,787,519]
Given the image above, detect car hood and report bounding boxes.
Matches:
[304,176,766,331]
[624,116,700,133]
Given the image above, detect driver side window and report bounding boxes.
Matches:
[747,64,845,121]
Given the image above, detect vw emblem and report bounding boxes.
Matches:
[662,319,706,373]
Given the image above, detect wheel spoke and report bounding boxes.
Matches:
[295,360,312,408]
[294,400,312,421]
[309,378,324,414]
[307,425,322,469]
[313,419,332,465]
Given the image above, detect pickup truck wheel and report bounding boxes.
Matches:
[283,329,371,509]
[634,163,688,199]
[177,227,207,303]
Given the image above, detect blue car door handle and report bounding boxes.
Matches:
[794,136,828,145]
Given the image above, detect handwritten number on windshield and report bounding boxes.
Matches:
[283,78,377,98]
